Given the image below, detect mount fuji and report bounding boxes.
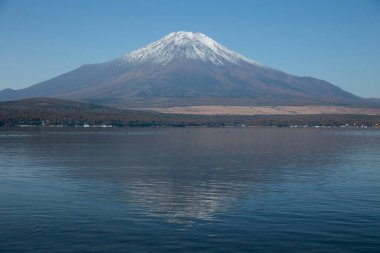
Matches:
[0,31,369,108]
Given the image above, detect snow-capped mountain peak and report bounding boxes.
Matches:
[0,31,361,108]
[122,31,262,66]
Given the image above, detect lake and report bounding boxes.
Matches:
[0,128,379,252]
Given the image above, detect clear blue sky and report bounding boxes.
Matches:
[0,0,379,98]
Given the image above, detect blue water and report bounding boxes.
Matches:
[0,128,379,252]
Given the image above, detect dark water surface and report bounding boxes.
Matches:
[0,128,379,252]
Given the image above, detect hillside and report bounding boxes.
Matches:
[1,98,379,128]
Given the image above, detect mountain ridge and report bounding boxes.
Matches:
[1,31,377,108]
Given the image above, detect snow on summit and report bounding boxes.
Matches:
[123,31,261,66]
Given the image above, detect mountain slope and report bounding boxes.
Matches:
[0,31,370,108]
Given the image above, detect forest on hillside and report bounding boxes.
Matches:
[1,98,380,128]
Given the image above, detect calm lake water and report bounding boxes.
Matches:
[0,128,379,252]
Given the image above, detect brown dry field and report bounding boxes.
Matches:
[143,106,380,116]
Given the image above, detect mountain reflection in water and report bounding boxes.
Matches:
[1,128,380,252]
[2,128,358,221]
